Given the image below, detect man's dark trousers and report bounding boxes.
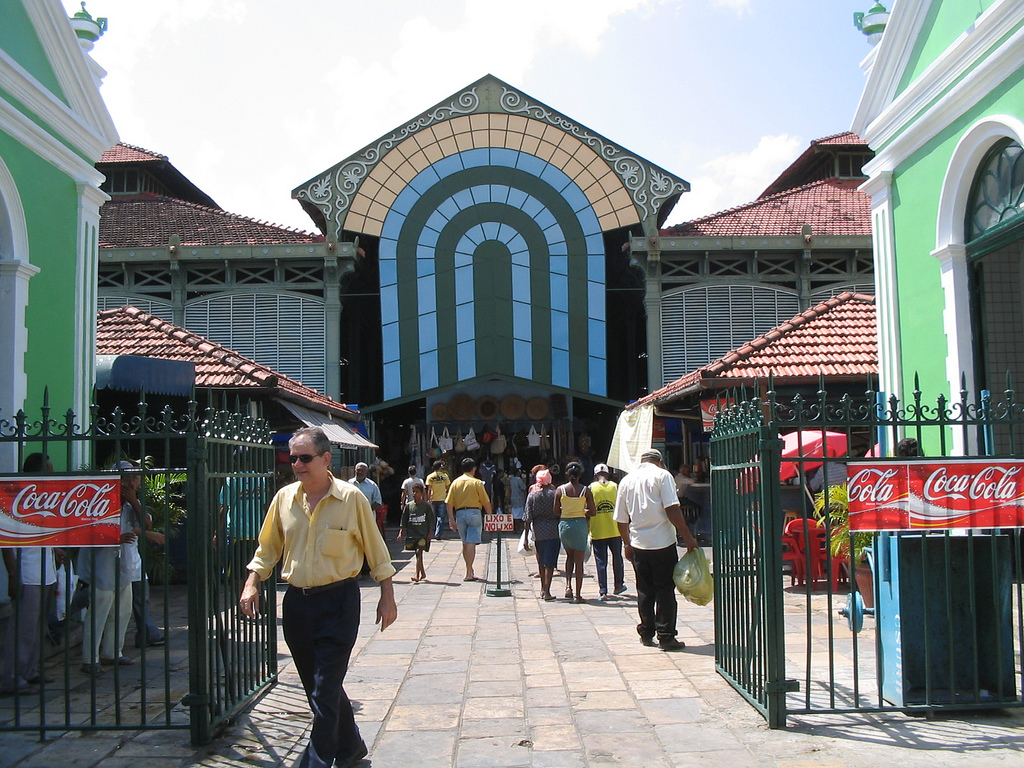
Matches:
[282,579,362,768]
[631,544,679,642]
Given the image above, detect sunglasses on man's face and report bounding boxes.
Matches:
[289,453,320,464]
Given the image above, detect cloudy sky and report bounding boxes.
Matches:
[66,0,877,233]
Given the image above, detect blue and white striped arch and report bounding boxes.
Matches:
[370,140,614,401]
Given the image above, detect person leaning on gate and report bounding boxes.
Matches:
[1,453,65,695]
[239,427,397,768]
[445,457,492,582]
[614,448,699,651]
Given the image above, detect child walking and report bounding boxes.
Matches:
[399,482,434,582]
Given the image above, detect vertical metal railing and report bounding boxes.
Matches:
[0,392,276,744]
[710,376,1024,728]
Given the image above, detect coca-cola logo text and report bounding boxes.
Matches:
[848,467,901,504]
[11,481,116,520]
[921,465,1020,502]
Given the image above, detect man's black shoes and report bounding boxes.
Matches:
[659,638,686,652]
[337,739,369,768]
[639,636,658,647]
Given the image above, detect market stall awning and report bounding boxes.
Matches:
[606,404,654,473]
[282,402,377,450]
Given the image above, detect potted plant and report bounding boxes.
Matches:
[813,483,874,608]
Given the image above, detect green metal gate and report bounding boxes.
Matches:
[0,393,277,744]
[710,379,1024,728]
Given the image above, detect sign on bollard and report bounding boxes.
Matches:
[484,512,514,532]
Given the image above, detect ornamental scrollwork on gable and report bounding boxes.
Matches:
[294,88,481,236]
[499,88,686,222]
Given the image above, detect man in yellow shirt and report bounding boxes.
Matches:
[240,427,396,768]
[444,457,492,582]
[589,464,626,600]
[424,460,451,539]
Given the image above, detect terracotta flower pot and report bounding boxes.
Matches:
[854,563,874,609]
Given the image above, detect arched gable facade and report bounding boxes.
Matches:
[294,76,687,410]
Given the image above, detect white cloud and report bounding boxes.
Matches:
[668,134,804,224]
[712,0,752,14]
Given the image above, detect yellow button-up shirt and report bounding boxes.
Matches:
[445,473,490,511]
[247,474,396,587]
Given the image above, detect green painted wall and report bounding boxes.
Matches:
[0,131,81,409]
[890,67,1024,399]
[898,1,997,95]
[0,0,67,104]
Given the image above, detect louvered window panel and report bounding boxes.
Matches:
[661,285,800,385]
[186,294,326,392]
[97,295,174,322]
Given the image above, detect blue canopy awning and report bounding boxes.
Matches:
[95,355,195,396]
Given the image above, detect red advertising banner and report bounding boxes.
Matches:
[701,398,733,432]
[848,459,1024,531]
[0,476,122,547]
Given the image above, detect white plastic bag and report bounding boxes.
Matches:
[517,528,534,555]
[673,547,714,606]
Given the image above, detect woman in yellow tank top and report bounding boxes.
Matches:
[554,462,596,603]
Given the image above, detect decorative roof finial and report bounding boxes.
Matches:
[854,2,889,46]
[69,2,108,52]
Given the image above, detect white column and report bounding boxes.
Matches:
[862,172,902,401]
[74,183,108,448]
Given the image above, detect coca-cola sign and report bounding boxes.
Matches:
[848,460,1024,531]
[0,476,122,546]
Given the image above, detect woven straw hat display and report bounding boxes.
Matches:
[476,395,499,420]
[500,394,526,420]
[430,402,448,421]
[526,396,549,420]
[448,393,474,421]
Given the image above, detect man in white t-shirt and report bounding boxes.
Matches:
[614,449,699,651]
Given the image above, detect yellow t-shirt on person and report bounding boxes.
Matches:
[445,473,490,511]
[425,470,451,503]
[588,479,619,540]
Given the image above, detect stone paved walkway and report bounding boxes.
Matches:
[4,534,1024,767]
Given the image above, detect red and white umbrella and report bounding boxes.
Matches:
[778,430,849,482]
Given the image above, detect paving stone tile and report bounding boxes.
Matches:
[582,731,672,767]
[455,736,533,767]
[529,724,581,752]
[387,702,462,730]
[462,695,524,719]
[638,697,704,724]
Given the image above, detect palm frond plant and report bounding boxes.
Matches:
[812,483,871,563]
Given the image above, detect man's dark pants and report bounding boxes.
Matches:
[282,579,362,768]
[631,544,679,642]
[432,501,447,538]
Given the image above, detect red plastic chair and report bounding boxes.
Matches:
[781,532,806,585]
[782,517,813,586]
[806,519,849,591]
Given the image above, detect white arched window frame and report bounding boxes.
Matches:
[933,116,1024,408]
[0,155,36,470]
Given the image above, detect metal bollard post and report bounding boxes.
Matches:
[486,531,512,597]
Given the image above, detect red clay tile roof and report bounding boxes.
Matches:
[99,196,322,247]
[812,131,868,148]
[629,292,877,409]
[99,142,167,164]
[659,178,870,238]
[759,132,870,199]
[96,305,356,419]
